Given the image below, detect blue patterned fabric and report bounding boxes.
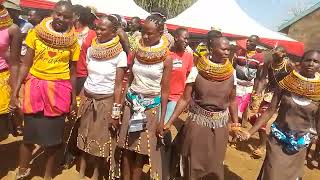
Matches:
[270,123,314,154]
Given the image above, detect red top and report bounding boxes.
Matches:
[236,49,264,64]
[76,29,96,78]
[168,51,193,101]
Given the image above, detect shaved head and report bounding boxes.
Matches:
[209,36,230,63]
[212,36,229,49]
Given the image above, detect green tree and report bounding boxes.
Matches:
[134,0,197,18]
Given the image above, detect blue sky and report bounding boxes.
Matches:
[236,0,320,31]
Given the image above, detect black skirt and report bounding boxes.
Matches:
[0,114,9,141]
[23,113,65,146]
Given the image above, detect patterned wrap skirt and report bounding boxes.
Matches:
[257,135,306,180]
[77,93,119,178]
[180,105,229,180]
[117,103,163,180]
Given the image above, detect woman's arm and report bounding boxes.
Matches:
[69,61,77,111]
[11,47,34,99]
[316,105,320,137]
[118,28,131,55]
[229,85,238,124]
[165,83,193,128]
[7,24,22,94]
[247,87,282,135]
[157,57,173,137]
[114,67,126,104]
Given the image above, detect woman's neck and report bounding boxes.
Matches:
[299,70,315,79]
[97,36,115,44]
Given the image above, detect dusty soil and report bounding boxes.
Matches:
[1,120,319,180]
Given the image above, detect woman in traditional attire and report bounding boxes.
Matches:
[0,1,21,140]
[117,13,172,180]
[166,36,241,180]
[61,5,97,169]
[239,50,320,180]
[10,1,79,179]
[243,46,294,157]
[76,15,127,180]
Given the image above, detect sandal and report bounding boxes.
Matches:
[15,167,31,180]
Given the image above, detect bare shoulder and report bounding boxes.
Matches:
[8,24,21,35]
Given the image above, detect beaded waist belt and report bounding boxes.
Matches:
[189,103,229,129]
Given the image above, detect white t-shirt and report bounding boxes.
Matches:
[130,59,164,96]
[84,50,127,94]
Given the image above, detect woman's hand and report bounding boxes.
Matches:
[109,118,120,132]
[9,96,20,113]
[156,122,164,139]
[236,130,251,141]
[68,100,77,121]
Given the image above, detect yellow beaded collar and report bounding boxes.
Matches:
[195,56,234,81]
[135,36,169,65]
[246,50,256,58]
[279,70,320,101]
[0,8,13,30]
[90,36,123,60]
[34,17,77,48]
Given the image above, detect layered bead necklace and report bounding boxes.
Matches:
[90,35,123,60]
[0,8,13,30]
[135,36,169,65]
[279,70,320,101]
[34,17,77,48]
[196,55,234,81]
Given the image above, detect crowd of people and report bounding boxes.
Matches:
[0,0,320,180]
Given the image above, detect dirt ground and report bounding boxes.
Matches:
[1,120,320,180]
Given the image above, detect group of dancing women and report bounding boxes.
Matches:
[0,0,320,180]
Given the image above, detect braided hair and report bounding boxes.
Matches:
[98,15,120,33]
[146,13,166,31]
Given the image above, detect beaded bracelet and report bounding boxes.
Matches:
[111,103,122,119]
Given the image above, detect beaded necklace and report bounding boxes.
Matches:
[0,8,13,30]
[90,36,123,60]
[271,58,288,71]
[34,17,77,48]
[246,50,256,58]
[196,55,234,81]
[135,36,169,65]
[279,70,320,101]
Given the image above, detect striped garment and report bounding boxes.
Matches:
[23,75,72,117]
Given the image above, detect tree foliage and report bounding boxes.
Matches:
[134,0,197,18]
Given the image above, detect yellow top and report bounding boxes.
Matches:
[25,29,80,80]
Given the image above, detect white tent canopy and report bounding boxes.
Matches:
[167,0,295,41]
[166,0,304,55]
[71,0,150,18]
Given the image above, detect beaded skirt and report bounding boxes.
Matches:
[117,105,164,179]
